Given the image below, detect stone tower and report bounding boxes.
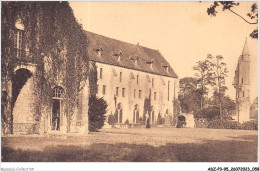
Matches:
[233,39,251,123]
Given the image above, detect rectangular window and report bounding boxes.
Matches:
[122,88,125,97]
[14,30,23,58]
[139,90,142,99]
[152,78,154,87]
[134,89,136,98]
[168,81,170,101]
[120,72,122,82]
[100,68,103,79]
[97,50,102,57]
[116,87,119,96]
[154,92,157,101]
[137,75,139,85]
[102,85,106,95]
[241,78,243,83]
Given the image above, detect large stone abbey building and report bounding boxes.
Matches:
[86,31,179,126]
[233,40,251,123]
[1,2,179,135]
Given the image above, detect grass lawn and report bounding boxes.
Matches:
[1,127,258,162]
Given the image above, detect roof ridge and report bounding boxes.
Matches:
[85,30,159,52]
[85,30,178,78]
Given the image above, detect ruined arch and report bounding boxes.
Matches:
[11,68,34,134]
[14,63,36,74]
[176,115,186,128]
[12,68,33,109]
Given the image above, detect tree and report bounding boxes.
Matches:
[207,54,228,119]
[157,113,165,125]
[207,1,258,39]
[221,96,236,118]
[210,91,235,119]
[193,60,212,110]
[178,77,201,114]
[88,95,108,132]
[172,98,180,126]
[250,97,258,120]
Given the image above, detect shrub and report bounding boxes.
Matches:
[207,119,241,129]
[195,106,220,119]
[157,113,165,124]
[88,95,108,132]
[125,119,129,124]
[107,114,116,125]
[241,120,258,130]
[194,118,209,128]
[139,117,145,125]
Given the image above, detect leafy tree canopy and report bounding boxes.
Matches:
[207,1,258,39]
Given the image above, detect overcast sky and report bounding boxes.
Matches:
[69,1,258,102]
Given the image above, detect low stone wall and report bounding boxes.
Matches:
[111,123,175,128]
[13,123,39,134]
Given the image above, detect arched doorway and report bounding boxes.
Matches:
[115,103,123,123]
[133,104,139,123]
[12,68,32,110]
[12,68,33,133]
[51,86,64,131]
[176,115,186,128]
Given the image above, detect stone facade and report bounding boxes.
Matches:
[2,2,179,136]
[86,31,179,125]
[1,2,89,135]
[233,39,251,123]
[94,62,178,125]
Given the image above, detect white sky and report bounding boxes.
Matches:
[69,1,258,102]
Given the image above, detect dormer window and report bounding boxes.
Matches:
[15,18,24,30]
[113,50,123,62]
[146,59,154,69]
[129,55,139,65]
[93,46,103,57]
[162,64,169,72]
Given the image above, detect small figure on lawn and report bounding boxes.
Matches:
[145,112,150,128]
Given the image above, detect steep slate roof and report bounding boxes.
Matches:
[233,39,250,85]
[241,38,250,57]
[85,31,178,78]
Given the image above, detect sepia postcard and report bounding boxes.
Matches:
[1,1,259,171]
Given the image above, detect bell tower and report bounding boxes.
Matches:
[233,39,251,123]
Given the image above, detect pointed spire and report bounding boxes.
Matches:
[242,38,250,56]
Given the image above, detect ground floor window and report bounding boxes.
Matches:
[115,103,123,123]
[133,104,139,123]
